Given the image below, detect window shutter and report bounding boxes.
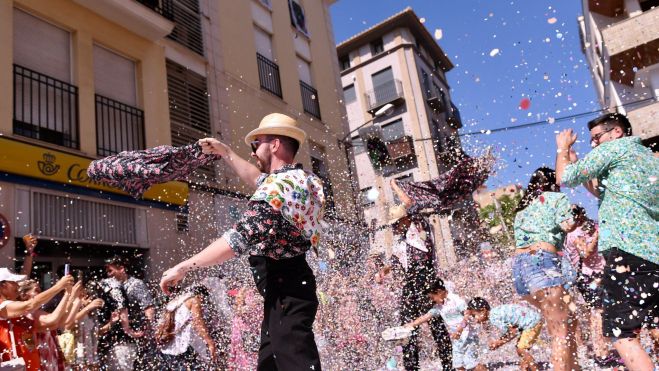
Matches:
[93,45,136,105]
[13,9,70,82]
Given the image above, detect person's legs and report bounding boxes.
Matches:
[612,337,654,371]
[428,316,453,371]
[601,248,658,371]
[516,348,538,371]
[516,324,542,371]
[590,309,610,359]
[534,286,579,371]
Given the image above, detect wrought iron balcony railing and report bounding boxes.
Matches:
[95,94,145,156]
[13,64,79,149]
[364,79,404,113]
[257,53,283,98]
[300,80,321,119]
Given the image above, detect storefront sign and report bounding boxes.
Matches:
[0,137,188,205]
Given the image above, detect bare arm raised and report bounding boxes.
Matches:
[199,138,261,188]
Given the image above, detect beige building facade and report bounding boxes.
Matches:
[337,8,479,268]
[0,0,355,284]
[578,0,659,150]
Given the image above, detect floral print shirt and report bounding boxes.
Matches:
[514,191,573,249]
[561,137,658,265]
[223,164,325,259]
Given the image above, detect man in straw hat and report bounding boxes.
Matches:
[160,113,325,370]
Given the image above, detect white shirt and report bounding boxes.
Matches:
[159,294,209,360]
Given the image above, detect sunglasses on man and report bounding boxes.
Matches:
[590,127,614,147]
[250,138,275,153]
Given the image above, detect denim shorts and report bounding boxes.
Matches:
[512,250,564,296]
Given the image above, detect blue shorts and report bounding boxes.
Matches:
[512,250,564,296]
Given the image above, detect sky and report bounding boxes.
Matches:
[330,0,603,217]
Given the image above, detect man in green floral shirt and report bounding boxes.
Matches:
[555,113,658,371]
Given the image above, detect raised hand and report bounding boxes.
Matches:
[198,138,229,157]
[159,265,186,295]
[556,129,577,150]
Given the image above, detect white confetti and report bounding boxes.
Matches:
[489,48,500,57]
[434,29,443,40]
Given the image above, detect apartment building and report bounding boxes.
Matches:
[578,0,659,150]
[337,8,481,267]
[0,0,355,283]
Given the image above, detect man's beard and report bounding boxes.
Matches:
[255,156,270,173]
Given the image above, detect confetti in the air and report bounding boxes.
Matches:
[434,28,443,40]
[519,97,531,110]
[489,48,500,57]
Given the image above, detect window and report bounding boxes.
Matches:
[13,9,78,149]
[254,26,274,61]
[371,67,394,88]
[370,38,384,55]
[93,45,137,106]
[168,0,204,55]
[351,135,365,155]
[343,84,356,104]
[381,119,405,142]
[340,56,350,70]
[310,142,335,216]
[297,57,312,85]
[93,45,143,156]
[288,0,308,36]
[421,70,431,99]
[258,0,272,9]
[167,60,214,181]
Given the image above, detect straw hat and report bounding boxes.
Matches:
[244,113,307,146]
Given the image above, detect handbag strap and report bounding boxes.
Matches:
[7,322,18,360]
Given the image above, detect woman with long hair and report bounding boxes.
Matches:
[512,167,580,371]
[156,285,217,370]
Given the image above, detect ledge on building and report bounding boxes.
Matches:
[73,0,175,41]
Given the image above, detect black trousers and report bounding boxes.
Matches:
[249,255,322,371]
[400,264,452,371]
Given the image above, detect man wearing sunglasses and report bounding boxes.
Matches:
[554,113,658,371]
[160,113,325,371]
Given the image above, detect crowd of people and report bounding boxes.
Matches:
[0,112,656,371]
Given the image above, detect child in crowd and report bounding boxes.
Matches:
[461,297,542,371]
[405,279,482,370]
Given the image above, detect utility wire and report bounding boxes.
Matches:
[458,96,656,137]
[350,96,656,147]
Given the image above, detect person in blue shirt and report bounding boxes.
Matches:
[461,297,542,371]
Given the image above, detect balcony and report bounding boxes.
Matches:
[73,0,175,41]
[257,53,283,98]
[300,81,321,120]
[426,93,445,112]
[602,6,659,85]
[386,136,415,160]
[446,102,462,129]
[588,0,624,17]
[364,79,404,113]
[95,94,145,156]
[13,64,79,149]
[625,101,659,141]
